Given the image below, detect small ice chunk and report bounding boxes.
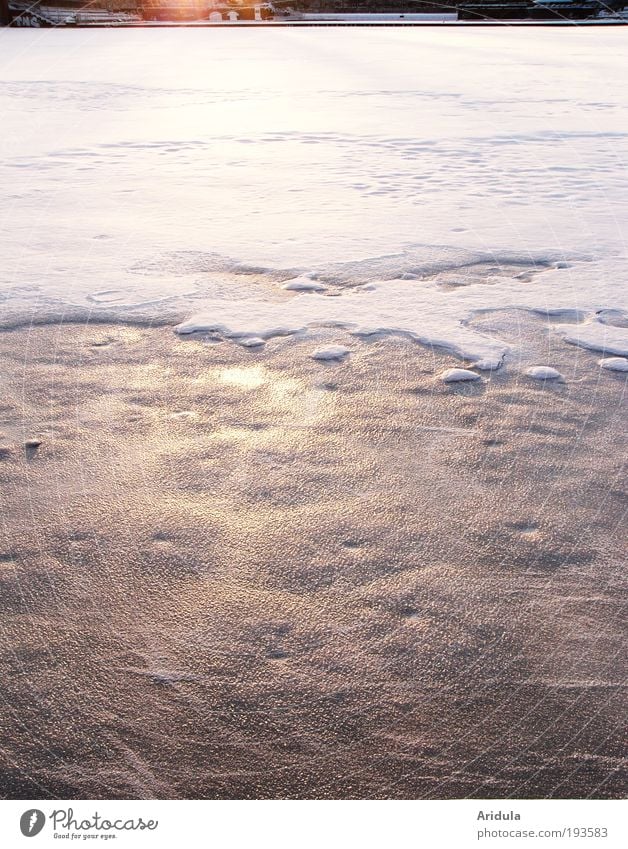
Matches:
[282,277,326,292]
[239,337,266,348]
[441,368,481,383]
[168,411,198,421]
[311,345,351,361]
[526,366,563,380]
[598,357,628,372]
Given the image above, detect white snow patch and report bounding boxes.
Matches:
[238,337,266,348]
[282,277,326,293]
[174,275,512,369]
[441,368,481,383]
[558,322,628,358]
[526,367,563,381]
[311,345,351,361]
[598,357,628,372]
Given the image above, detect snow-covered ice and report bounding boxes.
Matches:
[1,28,627,370]
[1,30,626,805]
[558,322,628,359]
[526,367,564,381]
[598,357,628,372]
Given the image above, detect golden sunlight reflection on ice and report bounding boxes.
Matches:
[208,364,332,433]
[217,365,267,390]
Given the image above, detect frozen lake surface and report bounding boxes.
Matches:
[1,28,627,364]
[0,31,627,800]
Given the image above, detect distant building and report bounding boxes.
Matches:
[141,0,209,20]
[205,2,274,21]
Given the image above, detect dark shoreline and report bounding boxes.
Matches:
[18,20,628,27]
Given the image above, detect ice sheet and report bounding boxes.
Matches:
[1,28,627,365]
